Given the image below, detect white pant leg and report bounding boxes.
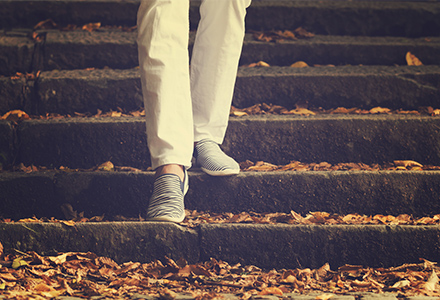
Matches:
[137,0,193,170]
[191,0,252,144]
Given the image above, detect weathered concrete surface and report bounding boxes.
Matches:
[2,29,440,72]
[8,66,437,115]
[1,170,440,220]
[44,30,138,71]
[234,66,440,110]
[54,171,151,219]
[240,35,440,67]
[3,30,436,72]
[0,32,34,75]
[0,76,33,115]
[1,222,439,268]
[1,1,439,37]
[16,115,440,168]
[200,224,440,269]
[186,171,440,217]
[0,121,15,168]
[224,115,440,166]
[36,68,143,114]
[0,172,56,219]
[0,222,199,263]
[17,118,149,169]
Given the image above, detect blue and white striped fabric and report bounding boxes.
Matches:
[146,168,188,223]
[194,139,240,176]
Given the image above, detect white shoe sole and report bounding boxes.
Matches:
[201,167,240,176]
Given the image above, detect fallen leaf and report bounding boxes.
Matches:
[284,108,316,116]
[12,257,28,269]
[394,160,423,168]
[231,111,248,117]
[316,293,334,300]
[369,107,391,114]
[0,241,3,259]
[159,288,177,300]
[97,161,115,171]
[1,110,30,121]
[406,52,423,66]
[247,61,270,67]
[34,19,58,30]
[425,270,439,292]
[290,61,309,68]
[82,22,101,32]
[391,279,410,289]
[259,287,283,295]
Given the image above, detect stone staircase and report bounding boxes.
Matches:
[1,0,440,270]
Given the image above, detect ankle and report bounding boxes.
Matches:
[155,164,184,181]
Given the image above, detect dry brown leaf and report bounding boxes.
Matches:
[284,108,316,116]
[159,288,177,300]
[425,270,439,292]
[34,19,58,30]
[82,22,101,32]
[406,52,423,66]
[1,110,30,121]
[369,107,391,114]
[391,279,410,289]
[259,287,283,295]
[316,293,334,300]
[231,111,248,117]
[394,160,423,168]
[246,61,270,67]
[97,161,115,171]
[290,61,309,68]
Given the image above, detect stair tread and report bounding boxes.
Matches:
[1,0,439,37]
[2,65,439,115]
[1,221,439,268]
[2,30,440,74]
[1,169,440,220]
[1,114,439,168]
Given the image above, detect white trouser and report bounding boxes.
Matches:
[137,0,251,170]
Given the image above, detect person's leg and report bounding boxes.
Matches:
[138,0,193,173]
[191,0,251,176]
[137,0,192,222]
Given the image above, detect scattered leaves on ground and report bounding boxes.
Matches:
[3,158,440,175]
[0,249,439,299]
[230,103,440,117]
[251,27,315,43]
[33,18,137,32]
[4,210,440,229]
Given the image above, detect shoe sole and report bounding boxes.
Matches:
[201,167,240,176]
[147,214,185,223]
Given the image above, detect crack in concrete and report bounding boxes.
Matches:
[396,74,439,93]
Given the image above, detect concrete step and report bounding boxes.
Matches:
[2,30,440,75]
[1,221,439,269]
[1,66,439,115]
[1,0,439,37]
[2,114,439,169]
[1,170,440,220]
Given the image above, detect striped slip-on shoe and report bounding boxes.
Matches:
[146,168,188,223]
[194,139,240,176]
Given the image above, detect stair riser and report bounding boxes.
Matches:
[1,171,440,220]
[2,116,438,168]
[2,32,440,75]
[1,222,439,269]
[1,67,439,115]
[1,1,439,37]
